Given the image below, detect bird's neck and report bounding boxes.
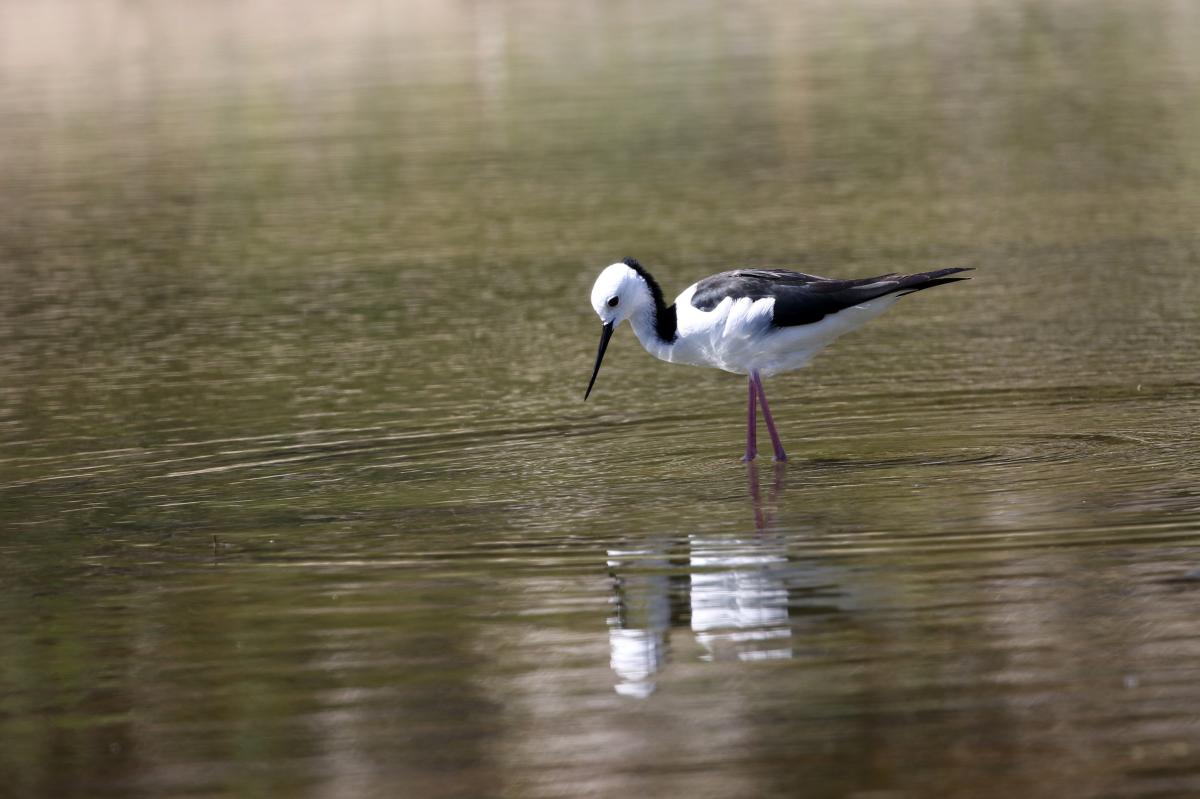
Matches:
[628,286,678,356]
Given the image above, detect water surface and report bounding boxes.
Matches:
[2,1,1200,797]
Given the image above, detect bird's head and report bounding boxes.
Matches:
[589,261,644,328]
[585,260,648,400]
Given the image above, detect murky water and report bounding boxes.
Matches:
[3,1,1200,796]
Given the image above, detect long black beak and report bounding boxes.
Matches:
[584,321,614,400]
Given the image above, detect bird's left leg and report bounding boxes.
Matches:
[752,371,787,462]
[742,375,758,462]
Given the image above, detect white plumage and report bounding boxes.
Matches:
[665,285,900,376]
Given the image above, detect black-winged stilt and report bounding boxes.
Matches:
[585,258,971,461]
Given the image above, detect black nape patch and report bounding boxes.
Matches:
[622,257,678,343]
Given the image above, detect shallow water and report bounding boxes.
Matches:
[2,1,1200,796]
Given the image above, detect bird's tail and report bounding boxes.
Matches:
[895,267,974,296]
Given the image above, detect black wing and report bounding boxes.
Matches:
[690,267,972,327]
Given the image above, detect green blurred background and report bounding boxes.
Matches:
[2,2,1199,797]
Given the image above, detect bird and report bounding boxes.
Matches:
[585,257,971,462]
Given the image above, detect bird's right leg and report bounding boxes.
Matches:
[752,371,787,462]
[742,375,758,462]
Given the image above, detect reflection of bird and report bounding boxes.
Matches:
[606,529,795,696]
[689,533,793,663]
[606,545,684,698]
[585,258,971,461]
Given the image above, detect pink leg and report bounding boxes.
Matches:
[741,376,758,462]
[752,371,787,462]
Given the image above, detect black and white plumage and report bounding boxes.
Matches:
[585,257,971,461]
[689,268,971,326]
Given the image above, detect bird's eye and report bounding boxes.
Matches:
[607,296,619,308]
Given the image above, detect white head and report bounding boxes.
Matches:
[590,261,647,328]
[585,260,653,400]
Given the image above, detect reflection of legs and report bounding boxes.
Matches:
[752,371,787,462]
[742,376,758,462]
[746,460,765,528]
[771,460,787,500]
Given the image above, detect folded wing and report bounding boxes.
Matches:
[690,267,972,327]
